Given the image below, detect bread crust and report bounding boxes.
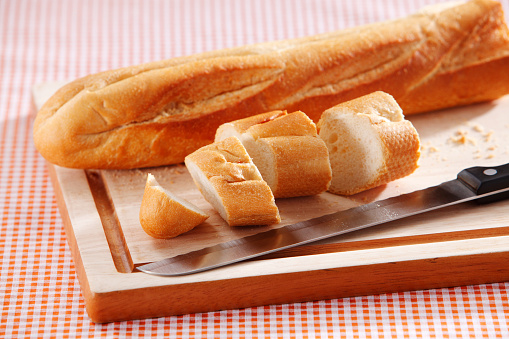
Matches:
[33,0,509,169]
[257,136,332,198]
[139,174,209,239]
[184,137,280,226]
[215,110,288,136]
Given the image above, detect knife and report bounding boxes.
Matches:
[138,163,509,276]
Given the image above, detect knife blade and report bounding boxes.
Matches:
[138,163,509,276]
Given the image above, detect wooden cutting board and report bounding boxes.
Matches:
[32,82,509,323]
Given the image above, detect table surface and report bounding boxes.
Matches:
[1,0,509,337]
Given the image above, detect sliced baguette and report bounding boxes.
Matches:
[184,136,280,226]
[317,91,420,195]
[215,111,331,198]
[139,173,209,239]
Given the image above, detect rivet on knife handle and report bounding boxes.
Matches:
[138,163,509,276]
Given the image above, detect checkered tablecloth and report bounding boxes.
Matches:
[1,0,509,337]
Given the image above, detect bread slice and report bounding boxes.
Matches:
[215,111,331,198]
[139,173,209,239]
[184,136,280,226]
[317,91,420,195]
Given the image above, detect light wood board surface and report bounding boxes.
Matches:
[32,82,509,323]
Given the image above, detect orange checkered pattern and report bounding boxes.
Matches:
[1,0,508,337]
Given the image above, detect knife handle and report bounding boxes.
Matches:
[457,163,509,203]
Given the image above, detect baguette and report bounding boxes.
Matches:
[139,173,209,238]
[317,91,420,195]
[33,0,509,169]
[215,111,331,198]
[184,136,280,226]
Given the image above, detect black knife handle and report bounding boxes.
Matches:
[457,163,509,203]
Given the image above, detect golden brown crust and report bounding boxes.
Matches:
[184,137,280,226]
[242,111,318,139]
[215,110,288,137]
[139,174,209,239]
[372,121,421,189]
[33,0,509,169]
[257,136,332,198]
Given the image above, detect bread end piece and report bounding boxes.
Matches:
[139,173,209,239]
[318,91,420,195]
[185,137,280,226]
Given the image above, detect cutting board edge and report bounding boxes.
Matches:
[80,235,509,323]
